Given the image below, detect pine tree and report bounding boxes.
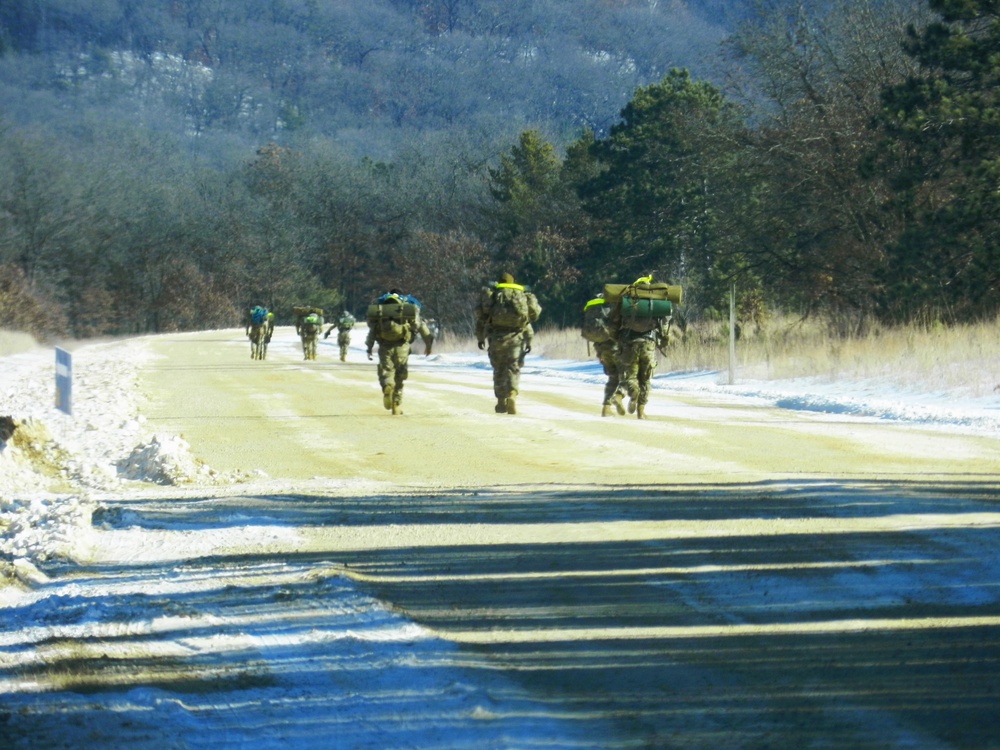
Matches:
[875,0,1000,322]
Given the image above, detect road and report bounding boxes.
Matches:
[7,327,1000,749]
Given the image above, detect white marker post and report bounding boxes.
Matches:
[55,347,72,415]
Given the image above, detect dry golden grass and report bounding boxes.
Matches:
[0,329,38,356]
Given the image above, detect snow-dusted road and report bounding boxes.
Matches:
[2,328,1000,748]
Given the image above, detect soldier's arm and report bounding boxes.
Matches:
[526,293,542,323]
[416,320,433,355]
[474,306,488,347]
[365,326,376,358]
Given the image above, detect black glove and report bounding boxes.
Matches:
[524,344,532,355]
[323,331,330,339]
[367,350,373,360]
[477,340,485,350]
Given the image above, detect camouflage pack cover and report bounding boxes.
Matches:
[488,286,531,330]
[367,302,420,343]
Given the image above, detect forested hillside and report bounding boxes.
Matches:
[1,0,997,340]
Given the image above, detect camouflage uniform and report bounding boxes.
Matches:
[583,297,626,416]
[245,306,274,360]
[616,321,669,419]
[594,338,625,416]
[296,310,324,361]
[325,311,356,362]
[365,297,434,415]
[475,276,542,415]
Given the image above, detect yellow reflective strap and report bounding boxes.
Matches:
[583,298,607,310]
[634,275,653,284]
[495,282,525,292]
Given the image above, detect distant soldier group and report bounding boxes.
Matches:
[244,272,677,418]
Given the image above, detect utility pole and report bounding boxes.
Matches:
[728,283,736,385]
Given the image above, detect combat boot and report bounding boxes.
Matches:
[392,403,403,415]
[612,392,626,415]
[392,393,403,415]
[506,390,517,415]
[495,398,507,413]
[601,404,612,417]
[627,397,637,414]
[382,384,394,410]
[637,404,646,419]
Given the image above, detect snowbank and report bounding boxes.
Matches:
[0,338,243,574]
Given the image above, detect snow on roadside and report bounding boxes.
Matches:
[0,337,241,576]
[518,356,1000,435]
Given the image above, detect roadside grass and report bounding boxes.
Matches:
[520,315,1000,398]
[0,330,37,357]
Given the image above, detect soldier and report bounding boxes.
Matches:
[475,272,542,415]
[246,305,274,360]
[582,294,626,417]
[324,310,356,362]
[423,317,441,343]
[295,307,324,360]
[611,277,672,419]
[264,311,275,344]
[365,289,434,415]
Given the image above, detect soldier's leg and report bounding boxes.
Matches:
[636,341,657,418]
[378,347,396,410]
[491,337,523,414]
[619,342,640,412]
[393,345,410,410]
[487,343,507,398]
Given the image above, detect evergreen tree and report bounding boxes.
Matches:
[486,130,591,317]
[874,0,1000,322]
[577,69,746,313]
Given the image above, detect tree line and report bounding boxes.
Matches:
[1,0,997,342]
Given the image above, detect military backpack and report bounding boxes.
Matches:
[489,285,531,331]
[368,301,419,343]
[581,298,613,343]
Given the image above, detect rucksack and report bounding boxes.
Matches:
[367,301,419,343]
[489,285,531,330]
[582,298,612,343]
[302,313,321,333]
[250,306,267,326]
